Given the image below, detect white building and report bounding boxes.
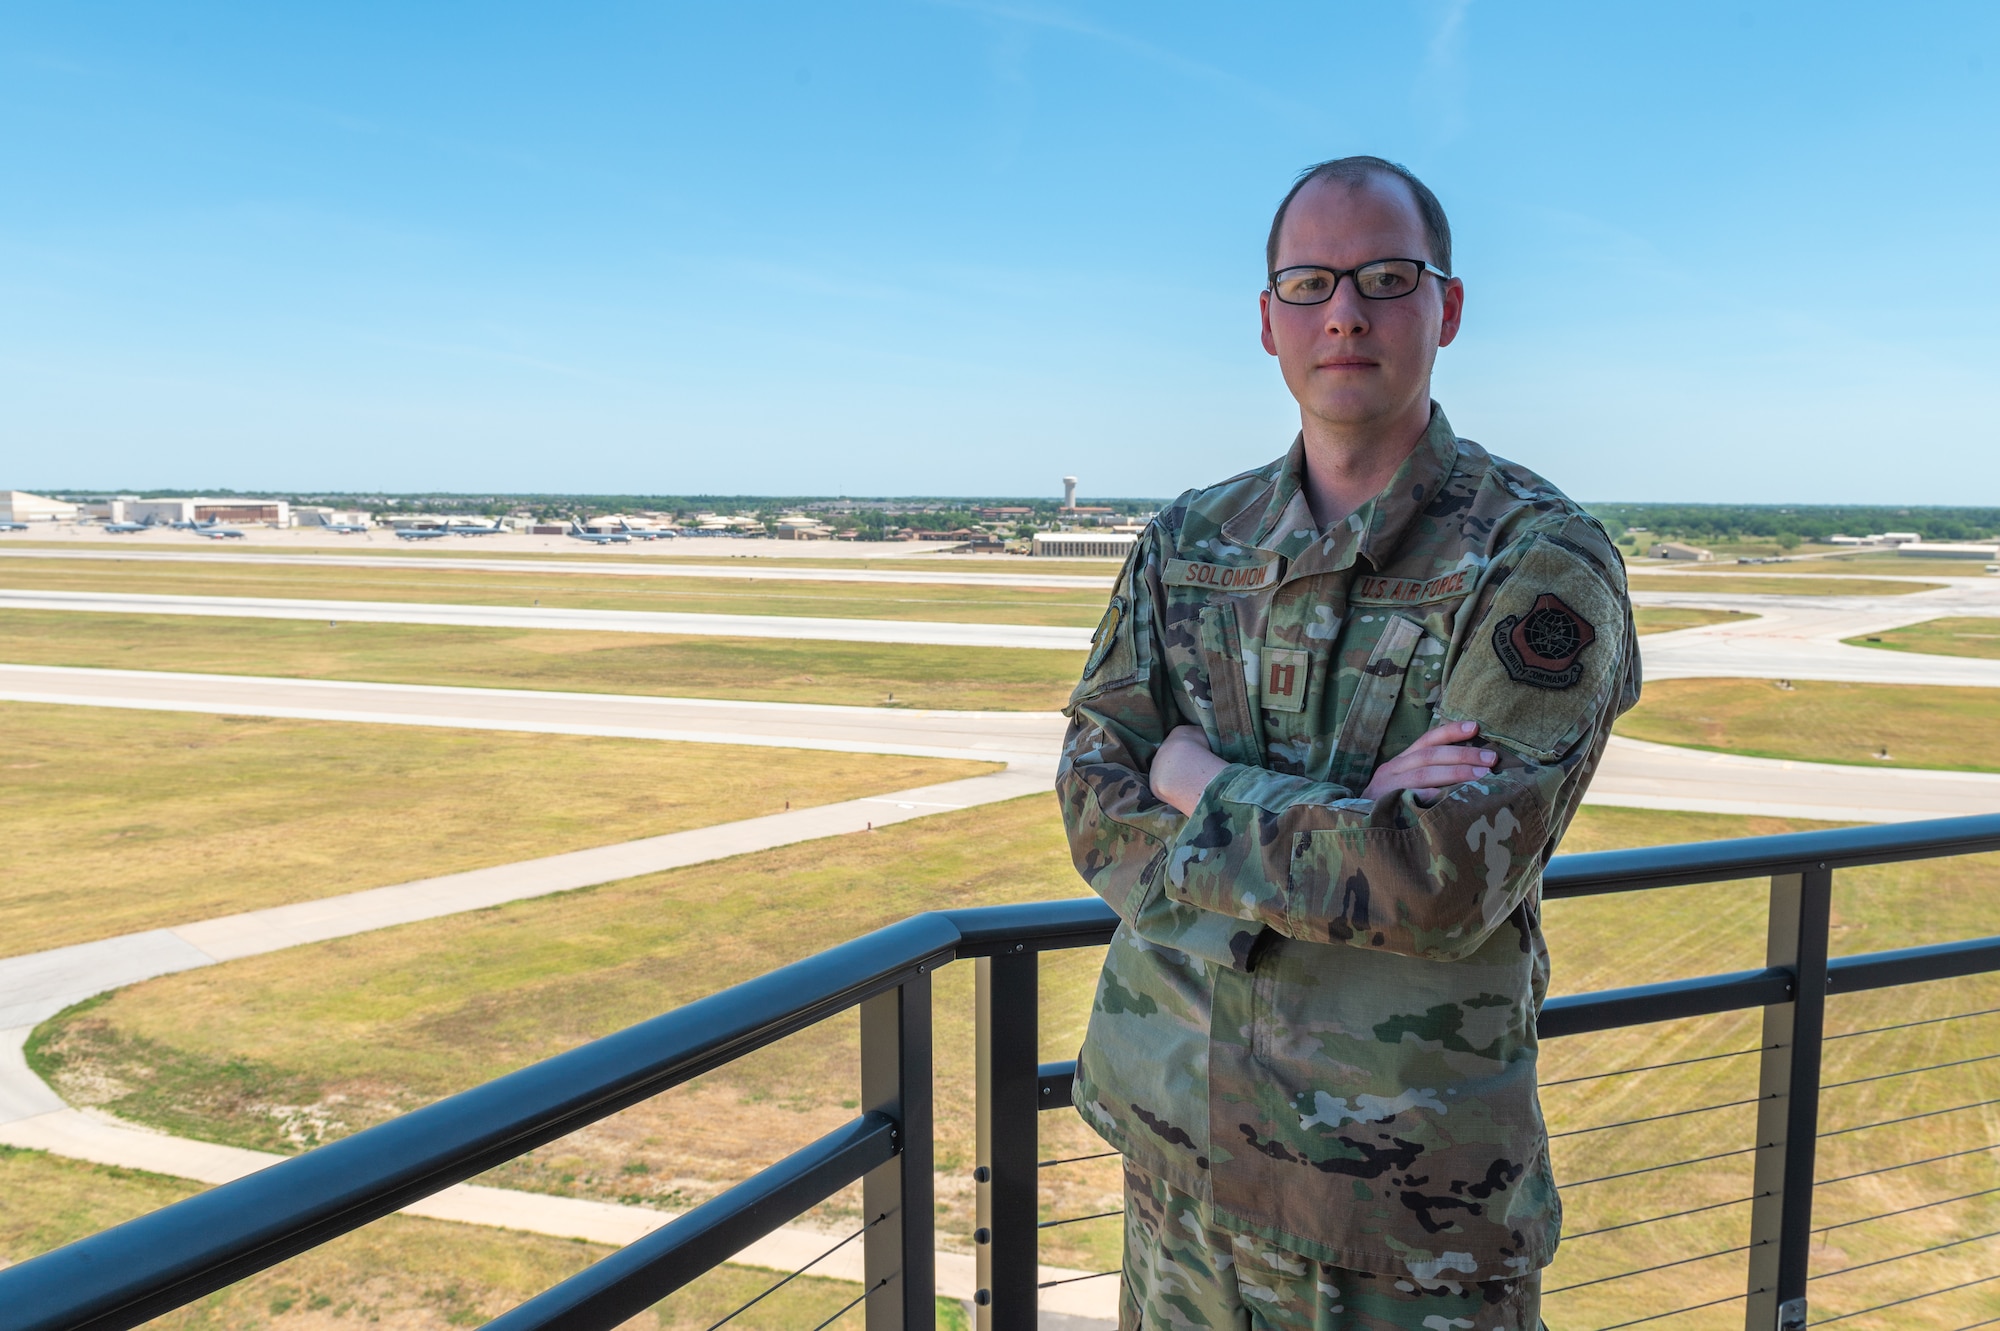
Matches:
[295,506,373,527]
[1031,532,1138,559]
[1896,542,2000,560]
[0,491,79,523]
[124,498,292,527]
[1648,541,1714,562]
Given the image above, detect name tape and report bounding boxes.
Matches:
[1350,570,1470,605]
[1163,558,1279,591]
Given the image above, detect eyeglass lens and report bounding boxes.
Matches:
[1272,260,1425,304]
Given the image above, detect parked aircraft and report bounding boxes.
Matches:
[321,523,371,535]
[395,527,451,541]
[195,525,246,539]
[0,521,27,531]
[568,523,630,544]
[100,522,151,534]
[448,521,507,537]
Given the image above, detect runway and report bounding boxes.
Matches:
[0,662,1068,764]
[6,663,1994,824]
[1633,579,2000,686]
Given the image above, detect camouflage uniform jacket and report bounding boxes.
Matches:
[1059,404,1641,1284]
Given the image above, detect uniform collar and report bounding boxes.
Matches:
[1234,402,1460,580]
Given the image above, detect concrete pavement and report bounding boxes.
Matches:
[1585,736,2000,823]
[0,588,1098,651]
[0,662,1070,763]
[1633,579,2000,686]
[8,664,1999,825]
[0,545,1115,589]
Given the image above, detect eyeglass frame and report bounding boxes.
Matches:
[1266,258,1453,304]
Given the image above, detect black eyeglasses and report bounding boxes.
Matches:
[1267,258,1450,305]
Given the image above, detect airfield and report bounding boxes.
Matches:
[2,532,1997,1327]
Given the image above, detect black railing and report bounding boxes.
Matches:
[3,815,1998,1331]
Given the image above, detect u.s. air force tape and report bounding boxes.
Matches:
[1162,557,1279,591]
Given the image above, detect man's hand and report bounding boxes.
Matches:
[1363,720,1497,802]
[1150,725,1230,815]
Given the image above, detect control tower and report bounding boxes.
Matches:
[1062,476,1078,509]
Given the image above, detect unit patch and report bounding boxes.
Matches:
[1163,558,1279,592]
[1492,593,1596,689]
[1083,596,1126,680]
[1350,570,1470,605]
[1262,648,1309,713]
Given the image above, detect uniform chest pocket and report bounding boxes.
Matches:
[1329,612,1425,791]
[1196,601,1265,765]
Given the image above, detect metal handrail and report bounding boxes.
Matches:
[3,812,1997,1331]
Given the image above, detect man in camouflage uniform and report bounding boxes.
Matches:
[1058,157,1642,1330]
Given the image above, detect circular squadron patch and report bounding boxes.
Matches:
[1492,592,1596,689]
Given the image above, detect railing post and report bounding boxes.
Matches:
[975,949,1041,1331]
[1744,866,1831,1331]
[862,973,934,1331]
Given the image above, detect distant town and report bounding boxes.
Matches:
[3,488,1997,564]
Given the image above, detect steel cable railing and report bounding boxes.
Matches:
[1591,1288,1757,1330]
[1543,1240,1763,1295]
[1815,1186,2000,1238]
[1540,1042,1771,1088]
[1562,1193,1765,1242]
[702,1211,888,1331]
[1546,1092,1768,1139]
[1816,1141,2000,1187]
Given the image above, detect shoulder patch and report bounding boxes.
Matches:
[1083,595,1126,679]
[1440,536,1624,762]
[1492,593,1597,688]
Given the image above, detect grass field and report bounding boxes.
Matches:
[1626,573,1942,596]
[1631,606,1747,634]
[0,557,1111,626]
[0,609,1088,711]
[0,607,1713,716]
[28,794,2000,1329]
[1848,616,2000,661]
[1615,677,2000,772]
[0,1147,953,1330]
[0,700,992,957]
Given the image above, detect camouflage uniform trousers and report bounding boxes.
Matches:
[1119,1163,1544,1331]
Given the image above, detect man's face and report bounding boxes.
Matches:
[1260,174,1464,435]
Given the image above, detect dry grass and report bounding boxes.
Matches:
[0,700,991,957]
[1848,616,2000,661]
[0,556,1109,625]
[0,609,1083,711]
[1633,606,1749,635]
[1614,677,2000,773]
[31,796,2000,1321]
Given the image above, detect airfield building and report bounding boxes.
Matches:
[0,491,80,522]
[1031,531,1138,558]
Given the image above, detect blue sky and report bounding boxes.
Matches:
[4,2,1996,502]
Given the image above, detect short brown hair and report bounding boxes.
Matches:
[1265,156,1453,276]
